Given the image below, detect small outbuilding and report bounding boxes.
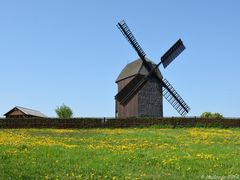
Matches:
[4,106,46,118]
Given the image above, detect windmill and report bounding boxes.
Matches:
[115,20,190,118]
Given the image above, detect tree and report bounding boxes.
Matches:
[55,104,73,118]
[200,112,223,119]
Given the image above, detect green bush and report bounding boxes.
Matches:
[55,104,73,118]
[200,112,223,119]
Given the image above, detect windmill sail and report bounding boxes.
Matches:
[117,20,153,72]
[115,74,147,105]
[162,78,190,116]
[117,20,146,59]
[161,39,185,69]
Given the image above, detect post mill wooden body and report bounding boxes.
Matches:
[115,20,191,118]
[116,59,163,117]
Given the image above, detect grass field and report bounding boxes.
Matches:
[0,127,240,179]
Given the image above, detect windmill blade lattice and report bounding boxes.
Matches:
[162,78,190,116]
[117,20,146,59]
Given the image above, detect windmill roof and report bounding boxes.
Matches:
[4,106,47,118]
[116,58,162,83]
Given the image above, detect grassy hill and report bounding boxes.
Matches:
[0,127,240,179]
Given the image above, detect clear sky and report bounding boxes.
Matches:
[0,0,240,118]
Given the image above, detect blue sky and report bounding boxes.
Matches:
[0,0,239,117]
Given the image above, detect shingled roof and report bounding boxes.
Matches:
[4,106,46,118]
[116,58,163,83]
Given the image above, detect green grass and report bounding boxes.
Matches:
[0,128,240,179]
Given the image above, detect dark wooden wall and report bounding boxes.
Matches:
[138,78,163,117]
[116,77,163,118]
[116,77,138,118]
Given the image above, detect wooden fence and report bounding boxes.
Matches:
[0,117,240,129]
